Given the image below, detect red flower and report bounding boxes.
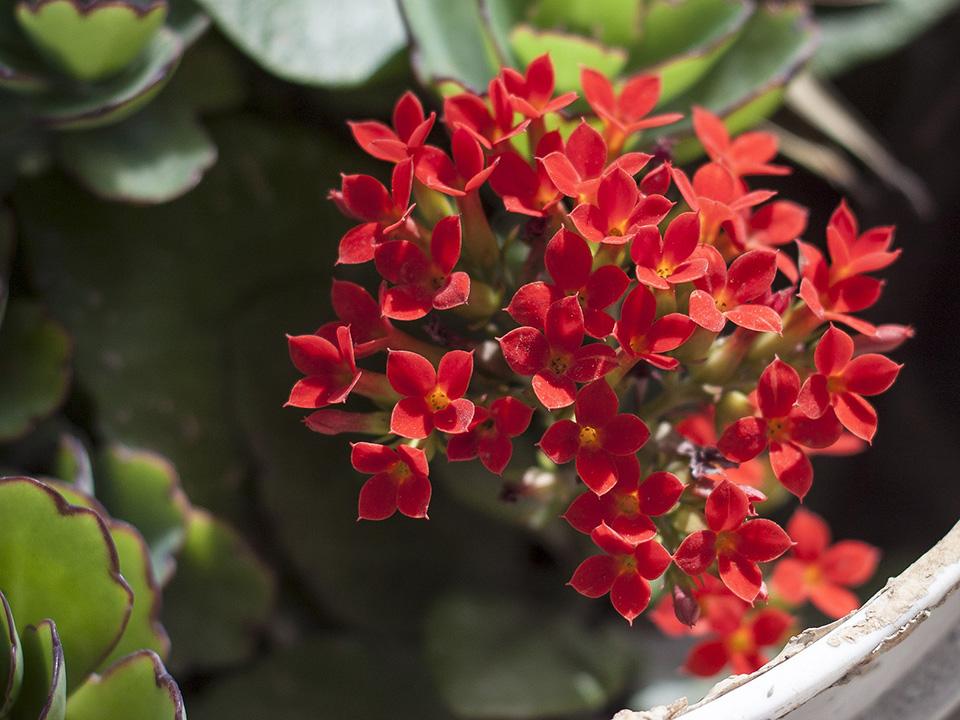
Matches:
[717,358,843,499]
[489,131,563,217]
[351,442,431,520]
[499,295,617,409]
[674,480,792,602]
[505,229,630,337]
[349,91,435,163]
[387,349,475,439]
[797,201,899,335]
[447,397,534,475]
[317,280,391,357]
[685,607,794,676]
[540,120,652,204]
[631,211,708,290]
[569,523,672,625]
[375,215,470,320]
[564,456,683,542]
[650,574,748,637]
[692,107,789,178]
[286,325,361,408]
[798,325,901,442]
[443,78,530,150]
[735,201,808,282]
[675,407,766,490]
[581,68,683,140]
[333,159,415,265]
[415,129,499,197]
[501,54,577,120]
[570,168,673,245]
[539,380,650,494]
[614,284,696,370]
[687,246,783,334]
[772,508,879,618]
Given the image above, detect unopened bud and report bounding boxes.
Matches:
[672,585,701,627]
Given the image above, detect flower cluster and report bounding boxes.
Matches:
[288,55,906,672]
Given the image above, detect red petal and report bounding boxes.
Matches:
[769,441,813,500]
[692,106,729,158]
[337,223,378,265]
[688,289,725,332]
[843,354,901,395]
[666,258,709,286]
[597,168,638,226]
[611,572,651,624]
[789,407,843,448]
[397,473,431,518]
[539,419,580,463]
[797,374,830,419]
[350,442,397,474]
[499,327,550,376]
[568,203,607,243]
[591,522,636,555]
[569,555,618,598]
[446,432,479,462]
[393,91,425,140]
[433,398,475,434]
[575,379,618,427]
[563,491,605,534]
[491,396,534,437]
[787,508,831,561]
[331,280,385,339]
[387,350,437,396]
[433,271,471,310]
[602,414,650,455]
[341,174,392,221]
[540,152,582,197]
[532,371,577,410]
[374,239,430,285]
[348,120,403,162]
[436,350,473,398]
[477,433,513,475]
[834,392,878,442]
[565,121,607,180]
[736,519,792,562]
[288,333,340,376]
[718,554,763,602]
[815,325,854,376]
[685,640,729,677]
[380,284,432,321]
[705,480,750,533]
[545,228,592,291]
[620,74,660,120]
[646,313,695,353]
[451,128,485,181]
[358,473,398,520]
[390,397,433,439]
[634,265,670,291]
[525,53,555,106]
[725,304,782,334]
[662,212,700,265]
[634,539,672,580]
[809,583,861,619]
[751,608,794,646]
[756,358,800,419]
[610,513,657,544]
[770,558,809,604]
[638,471,684,516]
[580,66,615,117]
[585,265,630,310]
[749,201,808,247]
[718,417,768,463]
[545,295,585,354]
[675,531,718,576]
[576,449,619,495]
[821,540,879,586]
[430,215,462,274]
[506,282,558,329]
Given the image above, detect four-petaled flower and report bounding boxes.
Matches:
[674,480,792,602]
[501,53,577,119]
[539,380,650,495]
[564,456,683,543]
[569,523,673,625]
[718,358,843,499]
[581,68,683,147]
[772,508,879,618]
[447,397,534,475]
[692,107,789,178]
[317,280,391,358]
[352,442,432,520]
[798,325,902,442]
[415,128,499,197]
[615,284,696,370]
[631,211,708,290]
[387,349,475,439]
[349,91,435,163]
[286,325,361,409]
[443,77,530,150]
[570,168,672,245]
[499,295,618,409]
[687,246,783,334]
[489,131,563,217]
[375,215,470,320]
[685,607,794,677]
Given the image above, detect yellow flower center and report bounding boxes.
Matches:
[425,387,450,412]
[578,425,601,448]
[390,461,411,482]
[727,627,753,654]
[656,263,673,279]
[827,375,846,393]
[549,353,571,375]
[767,417,790,442]
[616,493,640,515]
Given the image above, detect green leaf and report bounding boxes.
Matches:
[14,116,361,516]
[102,524,169,667]
[193,0,406,87]
[0,301,72,443]
[400,0,505,92]
[425,594,637,719]
[15,0,167,83]
[66,651,184,720]
[645,3,816,145]
[93,445,190,584]
[11,620,66,720]
[532,0,642,47]
[161,508,273,672]
[189,636,453,720]
[56,100,217,204]
[629,0,753,103]
[509,25,627,94]
[0,592,24,716]
[813,0,960,77]
[30,27,183,130]
[0,478,132,691]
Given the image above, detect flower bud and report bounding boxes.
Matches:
[672,584,701,627]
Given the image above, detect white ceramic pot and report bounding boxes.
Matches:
[617,520,960,720]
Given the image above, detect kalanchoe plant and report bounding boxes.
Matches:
[286,54,907,672]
